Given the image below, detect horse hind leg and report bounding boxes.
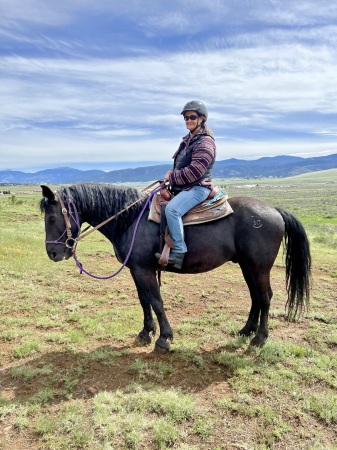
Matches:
[239,265,273,346]
[239,299,260,337]
[250,287,273,347]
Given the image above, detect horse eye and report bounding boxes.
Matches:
[48,216,56,225]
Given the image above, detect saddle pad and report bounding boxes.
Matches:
[148,191,234,226]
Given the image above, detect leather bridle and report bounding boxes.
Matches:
[45,191,81,251]
[44,181,166,280]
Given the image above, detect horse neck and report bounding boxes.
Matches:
[67,183,143,230]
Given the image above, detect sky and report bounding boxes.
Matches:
[1,0,337,172]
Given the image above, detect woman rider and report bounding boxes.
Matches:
[156,100,216,269]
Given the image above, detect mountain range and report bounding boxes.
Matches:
[1,153,337,184]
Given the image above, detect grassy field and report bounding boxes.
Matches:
[0,171,336,449]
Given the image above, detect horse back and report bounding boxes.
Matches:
[227,196,284,230]
[226,196,285,261]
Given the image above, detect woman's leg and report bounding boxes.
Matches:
[165,186,210,253]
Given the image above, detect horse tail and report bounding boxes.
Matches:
[276,207,311,319]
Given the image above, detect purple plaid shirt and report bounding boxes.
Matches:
[169,129,216,187]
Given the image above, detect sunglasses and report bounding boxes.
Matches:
[184,114,199,121]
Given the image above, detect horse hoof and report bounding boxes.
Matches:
[250,335,267,347]
[154,344,170,354]
[238,326,257,337]
[137,330,152,345]
[154,338,170,353]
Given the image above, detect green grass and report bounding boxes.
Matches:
[34,385,196,449]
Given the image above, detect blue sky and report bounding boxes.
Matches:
[1,0,337,172]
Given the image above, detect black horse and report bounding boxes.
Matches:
[40,183,311,351]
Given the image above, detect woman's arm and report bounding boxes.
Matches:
[169,136,216,186]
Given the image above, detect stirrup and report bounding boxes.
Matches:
[155,243,171,266]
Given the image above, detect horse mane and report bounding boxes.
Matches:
[44,183,147,232]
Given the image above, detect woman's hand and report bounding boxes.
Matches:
[164,170,174,181]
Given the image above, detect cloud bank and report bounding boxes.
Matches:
[0,0,336,171]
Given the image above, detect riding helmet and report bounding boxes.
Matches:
[181,100,208,121]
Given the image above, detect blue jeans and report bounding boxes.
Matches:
[165,185,210,253]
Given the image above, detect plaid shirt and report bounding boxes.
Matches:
[169,129,216,187]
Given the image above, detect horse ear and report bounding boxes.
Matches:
[41,185,55,202]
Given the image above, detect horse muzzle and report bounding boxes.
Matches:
[46,245,72,262]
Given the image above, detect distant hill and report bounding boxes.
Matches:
[1,154,336,184]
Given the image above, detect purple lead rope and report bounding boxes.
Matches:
[72,184,164,280]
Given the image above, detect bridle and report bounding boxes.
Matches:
[45,181,165,279]
[45,191,81,250]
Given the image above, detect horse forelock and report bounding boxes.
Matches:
[39,196,55,212]
[39,198,46,212]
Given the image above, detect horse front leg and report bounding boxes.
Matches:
[130,271,156,344]
[131,269,173,351]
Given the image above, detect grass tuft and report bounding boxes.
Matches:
[305,391,337,424]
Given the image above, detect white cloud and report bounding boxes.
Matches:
[1,127,336,172]
[1,41,336,127]
[0,0,336,170]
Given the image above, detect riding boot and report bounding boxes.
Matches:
[168,252,185,269]
[156,252,185,269]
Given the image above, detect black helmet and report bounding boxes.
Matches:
[181,100,208,121]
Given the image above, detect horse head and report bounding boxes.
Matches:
[40,185,81,262]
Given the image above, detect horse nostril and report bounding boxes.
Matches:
[50,252,58,261]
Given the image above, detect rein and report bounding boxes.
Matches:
[49,181,165,279]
